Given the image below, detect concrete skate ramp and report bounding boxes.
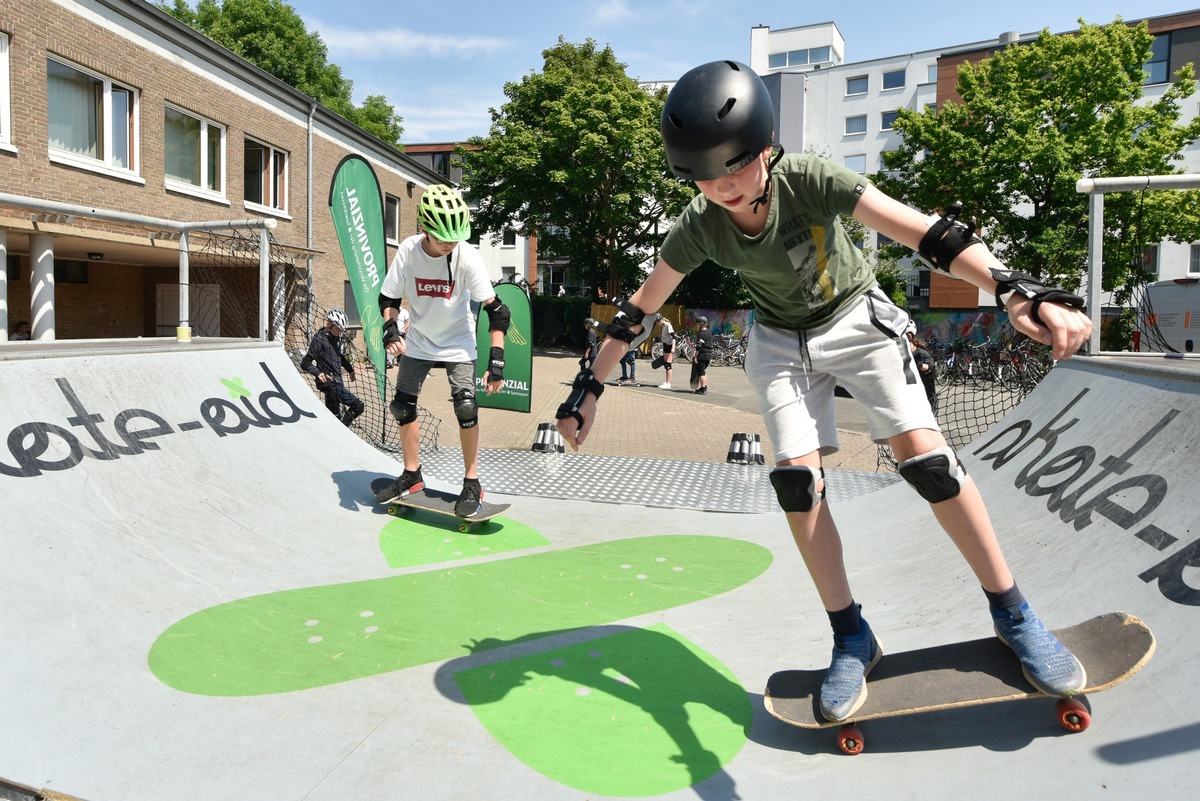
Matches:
[1,341,1197,800]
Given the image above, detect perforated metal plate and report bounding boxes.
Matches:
[416,448,900,514]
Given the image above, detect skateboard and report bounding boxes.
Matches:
[764,611,1155,755]
[370,476,511,532]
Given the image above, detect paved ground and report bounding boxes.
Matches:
[424,347,884,472]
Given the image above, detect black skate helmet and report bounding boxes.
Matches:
[661,60,775,181]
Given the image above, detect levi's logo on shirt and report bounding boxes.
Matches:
[415,278,454,298]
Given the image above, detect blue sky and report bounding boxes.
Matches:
[280,0,1193,143]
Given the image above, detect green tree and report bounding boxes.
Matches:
[158,0,404,146]
[875,18,1200,295]
[459,38,694,298]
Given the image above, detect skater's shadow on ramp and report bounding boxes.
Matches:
[331,469,393,511]
[1097,722,1200,764]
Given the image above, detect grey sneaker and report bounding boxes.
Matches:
[374,468,424,503]
[819,617,883,722]
[992,601,1086,696]
[455,478,483,518]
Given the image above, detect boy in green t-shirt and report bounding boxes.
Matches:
[556,60,1094,722]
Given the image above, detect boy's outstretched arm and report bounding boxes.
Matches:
[556,261,686,449]
[853,186,1091,361]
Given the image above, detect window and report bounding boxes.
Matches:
[843,155,867,174]
[47,57,138,177]
[845,115,867,135]
[343,282,361,327]
[882,69,906,90]
[385,194,401,244]
[927,64,938,84]
[1144,34,1170,85]
[244,138,288,213]
[502,229,517,247]
[54,259,89,284]
[881,110,901,130]
[769,46,837,70]
[1142,245,1160,278]
[1191,244,1200,274]
[846,75,868,96]
[164,105,225,199]
[1,33,12,151]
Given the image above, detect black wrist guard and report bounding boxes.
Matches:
[487,346,505,383]
[989,268,1085,327]
[555,367,605,428]
[382,318,402,346]
[595,300,647,343]
[917,202,982,275]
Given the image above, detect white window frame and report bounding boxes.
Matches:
[1190,244,1200,274]
[844,154,867,174]
[163,103,227,204]
[845,115,867,135]
[881,110,901,131]
[882,69,906,90]
[243,137,290,218]
[46,56,141,182]
[0,32,14,153]
[845,75,868,96]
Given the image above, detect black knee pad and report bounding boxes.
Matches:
[769,465,825,512]
[897,446,966,503]
[389,392,419,426]
[452,388,478,429]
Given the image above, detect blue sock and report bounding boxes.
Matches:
[827,602,862,636]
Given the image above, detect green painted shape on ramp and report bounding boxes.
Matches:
[455,623,751,797]
[148,534,772,696]
[378,514,549,568]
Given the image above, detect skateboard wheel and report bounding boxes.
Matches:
[1056,697,1091,732]
[837,724,865,755]
[458,523,470,533]
[387,504,400,516]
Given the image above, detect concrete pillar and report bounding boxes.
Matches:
[30,233,55,341]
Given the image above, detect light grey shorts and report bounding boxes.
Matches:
[396,357,476,396]
[743,288,939,462]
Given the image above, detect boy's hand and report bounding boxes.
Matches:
[1007,297,1091,361]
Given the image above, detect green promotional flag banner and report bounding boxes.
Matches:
[476,282,532,413]
[328,154,388,406]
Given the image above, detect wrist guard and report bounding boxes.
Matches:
[917,202,982,276]
[555,367,605,428]
[989,268,1085,327]
[486,346,505,383]
[595,300,646,343]
[382,318,402,346]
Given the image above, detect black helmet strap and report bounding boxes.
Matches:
[749,145,785,214]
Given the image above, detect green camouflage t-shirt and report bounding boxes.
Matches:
[660,153,876,330]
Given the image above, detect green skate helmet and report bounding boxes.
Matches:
[661,60,775,181]
[418,184,471,242]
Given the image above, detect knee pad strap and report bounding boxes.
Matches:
[769,466,825,513]
[897,446,966,503]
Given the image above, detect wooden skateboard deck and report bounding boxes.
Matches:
[370,476,511,533]
[764,611,1155,754]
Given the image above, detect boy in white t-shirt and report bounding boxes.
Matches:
[373,185,512,517]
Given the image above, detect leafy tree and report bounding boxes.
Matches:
[158,0,404,146]
[666,260,753,309]
[874,18,1200,295]
[459,38,694,298]
[843,215,909,305]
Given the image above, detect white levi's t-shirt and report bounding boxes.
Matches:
[380,234,495,362]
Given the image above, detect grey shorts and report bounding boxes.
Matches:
[396,357,476,396]
[744,288,939,462]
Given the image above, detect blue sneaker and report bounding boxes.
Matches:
[819,618,883,722]
[992,602,1086,696]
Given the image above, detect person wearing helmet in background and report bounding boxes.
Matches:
[690,316,713,395]
[555,60,1093,723]
[374,184,512,518]
[300,308,364,427]
[581,318,599,370]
